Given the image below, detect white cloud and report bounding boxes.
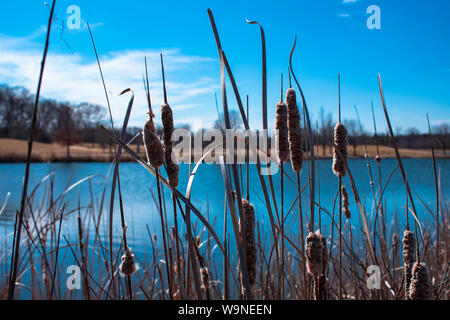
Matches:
[342,0,358,3]
[0,32,219,129]
[337,13,351,18]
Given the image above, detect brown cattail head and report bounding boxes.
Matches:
[275,101,289,163]
[239,199,257,288]
[375,154,382,165]
[332,122,348,177]
[143,116,164,169]
[393,233,398,252]
[305,231,324,278]
[409,262,432,300]
[286,88,303,172]
[402,230,416,265]
[161,103,174,150]
[166,158,179,188]
[200,267,210,293]
[119,247,137,277]
[341,185,351,219]
[161,103,179,187]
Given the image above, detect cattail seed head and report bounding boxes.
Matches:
[200,267,210,293]
[143,116,164,169]
[286,88,303,172]
[119,247,137,277]
[166,158,179,188]
[161,103,174,150]
[341,185,351,219]
[402,230,416,265]
[409,262,432,300]
[275,101,289,163]
[375,154,382,165]
[305,231,324,278]
[332,122,348,177]
[161,103,180,187]
[239,199,257,288]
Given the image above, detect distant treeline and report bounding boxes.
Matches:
[1,84,448,156]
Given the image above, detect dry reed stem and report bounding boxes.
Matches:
[286,88,303,172]
[332,122,348,177]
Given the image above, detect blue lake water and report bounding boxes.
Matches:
[0,159,448,298]
[0,159,448,248]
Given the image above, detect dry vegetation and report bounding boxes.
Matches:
[1,5,448,301]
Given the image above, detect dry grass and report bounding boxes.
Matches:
[0,138,445,163]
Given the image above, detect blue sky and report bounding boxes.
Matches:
[0,0,449,132]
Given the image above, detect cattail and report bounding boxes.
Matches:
[166,157,179,188]
[239,199,257,288]
[161,103,174,150]
[402,230,416,265]
[200,267,210,294]
[341,185,351,219]
[332,122,347,177]
[409,262,432,300]
[275,101,289,163]
[286,88,303,172]
[402,230,416,298]
[161,103,179,187]
[375,154,382,165]
[305,231,323,278]
[119,247,137,276]
[143,115,164,169]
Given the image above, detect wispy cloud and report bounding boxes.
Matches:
[337,13,351,18]
[0,32,219,129]
[342,0,358,4]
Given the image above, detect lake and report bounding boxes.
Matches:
[0,159,448,250]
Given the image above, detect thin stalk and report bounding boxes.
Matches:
[8,0,56,300]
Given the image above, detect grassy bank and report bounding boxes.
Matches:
[0,138,446,163]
